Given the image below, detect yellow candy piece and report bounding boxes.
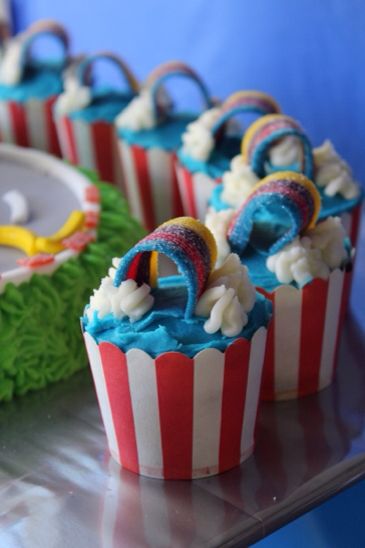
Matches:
[149,250,159,288]
[0,226,37,256]
[161,216,217,269]
[0,210,85,256]
[35,210,85,254]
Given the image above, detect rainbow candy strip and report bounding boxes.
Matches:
[241,114,314,179]
[18,20,69,79]
[144,60,212,122]
[228,172,321,256]
[114,217,217,318]
[211,90,281,135]
[76,51,139,95]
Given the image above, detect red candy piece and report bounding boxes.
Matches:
[85,210,100,228]
[17,254,55,269]
[85,186,100,203]
[62,231,95,251]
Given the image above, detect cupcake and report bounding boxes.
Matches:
[54,51,139,187]
[0,19,70,155]
[210,114,363,244]
[207,172,354,401]
[115,61,213,231]
[82,217,271,479]
[176,90,281,220]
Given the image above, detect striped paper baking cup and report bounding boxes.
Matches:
[56,115,124,189]
[118,142,183,231]
[260,266,353,401]
[0,96,61,155]
[176,162,220,221]
[83,327,267,479]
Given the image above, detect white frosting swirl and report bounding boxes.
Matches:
[55,76,91,116]
[196,253,255,337]
[181,107,220,160]
[87,258,154,322]
[268,136,303,166]
[314,140,359,199]
[116,87,171,131]
[0,38,23,84]
[221,155,259,207]
[205,208,235,266]
[266,216,348,286]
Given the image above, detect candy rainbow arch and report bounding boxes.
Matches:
[76,51,139,95]
[113,217,217,318]
[241,114,314,179]
[145,60,212,121]
[18,21,69,81]
[228,171,321,256]
[211,90,281,135]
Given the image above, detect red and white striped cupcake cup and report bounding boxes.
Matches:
[0,95,61,155]
[57,114,125,187]
[0,20,69,156]
[55,52,139,188]
[176,163,219,221]
[83,326,267,479]
[260,266,353,401]
[118,143,184,231]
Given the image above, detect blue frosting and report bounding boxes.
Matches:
[226,205,353,292]
[209,178,363,219]
[0,62,63,101]
[117,113,198,151]
[241,240,352,292]
[67,88,134,123]
[82,284,272,357]
[178,135,241,178]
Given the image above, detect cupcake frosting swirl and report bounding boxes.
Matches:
[314,140,360,200]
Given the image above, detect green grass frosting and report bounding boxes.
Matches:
[0,172,144,402]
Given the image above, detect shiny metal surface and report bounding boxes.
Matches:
[1,215,364,548]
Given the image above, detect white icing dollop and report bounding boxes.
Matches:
[2,189,29,224]
[205,208,235,266]
[116,87,171,131]
[221,155,259,207]
[55,76,91,116]
[314,140,360,200]
[196,253,256,337]
[0,38,23,85]
[266,216,348,286]
[181,107,220,160]
[87,257,154,322]
[268,136,303,166]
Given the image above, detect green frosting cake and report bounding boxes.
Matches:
[0,145,144,401]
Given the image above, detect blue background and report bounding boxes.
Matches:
[12,0,365,184]
[10,2,365,545]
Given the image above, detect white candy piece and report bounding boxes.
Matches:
[314,140,360,200]
[2,189,30,224]
[266,216,348,286]
[196,253,256,337]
